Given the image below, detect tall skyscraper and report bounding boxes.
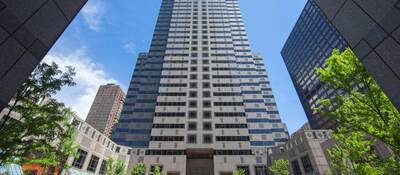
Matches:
[86,84,125,137]
[0,0,87,112]
[281,0,348,129]
[282,0,400,129]
[112,0,288,174]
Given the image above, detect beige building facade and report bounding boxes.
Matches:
[268,123,332,175]
[65,117,131,175]
[86,84,125,137]
[111,0,289,174]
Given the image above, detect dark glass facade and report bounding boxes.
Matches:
[0,0,87,111]
[281,0,347,129]
[313,0,400,111]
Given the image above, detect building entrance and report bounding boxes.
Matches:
[186,149,214,175]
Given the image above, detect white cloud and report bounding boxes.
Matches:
[81,0,106,32]
[43,49,119,119]
[123,42,136,54]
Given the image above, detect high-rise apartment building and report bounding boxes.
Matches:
[112,0,288,174]
[86,84,125,137]
[0,0,87,112]
[282,0,400,129]
[281,0,348,129]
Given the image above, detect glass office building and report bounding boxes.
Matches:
[281,0,347,129]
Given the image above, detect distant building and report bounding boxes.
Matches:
[268,123,332,175]
[86,84,125,137]
[0,0,87,112]
[282,0,400,129]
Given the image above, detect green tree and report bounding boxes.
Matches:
[314,48,400,174]
[269,159,289,175]
[106,158,125,175]
[0,62,77,172]
[328,129,385,175]
[150,166,163,175]
[233,169,246,175]
[130,163,146,175]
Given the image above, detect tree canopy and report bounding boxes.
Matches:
[269,159,289,175]
[106,158,125,175]
[130,163,146,175]
[315,48,400,174]
[0,62,77,173]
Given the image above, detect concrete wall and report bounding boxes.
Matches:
[65,117,131,174]
[268,126,332,175]
[0,0,87,111]
[126,154,269,175]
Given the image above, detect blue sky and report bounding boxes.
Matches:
[45,0,308,134]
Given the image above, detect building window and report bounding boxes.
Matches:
[202,67,209,72]
[203,134,213,144]
[301,155,314,173]
[150,136,184,141]
[116,147,120,153]
[72,149,87,169]
[190,82,197,88]
[203,74,210,80]
[187,134,197,144]
[188,122,197,130]
[99,160,107,175]
[254,166,268,175]
[189,91,197,98]
[87,155,99,172]
[190,74,197,80]
[203,122,212,130]
[191,60,197,64]
[191,67,198,72]
[189,101,197,108]
[216,136,249,141]
[203,101,211,108]
[189,111,197,118]
[291,160,302,175]
[203,91,211,97]
[202,60,209,64]
[203,82,210,88]
[85,127,90,134]
[203,111,211,119]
